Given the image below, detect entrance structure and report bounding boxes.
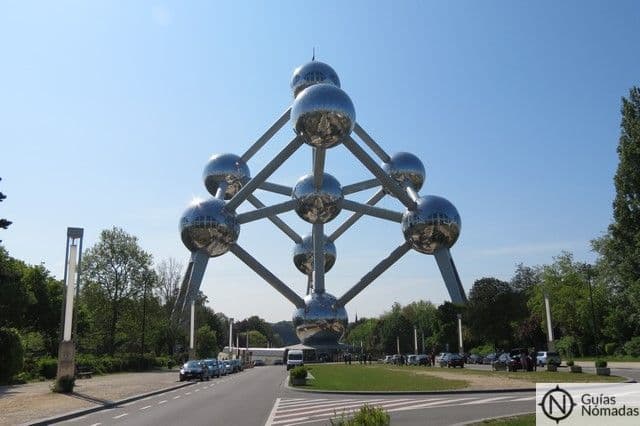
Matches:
[173,61,467,350]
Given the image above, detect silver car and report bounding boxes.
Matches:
[536,351,561,366]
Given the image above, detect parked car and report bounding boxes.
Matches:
[383,355,393,364]
[179,360,211,381]
[287,349,304,370]
[440,353,464,368]
[467,354,483,364]
[253,359,265,366]
[408,354,429,366]
[203,359,221,378]
[536,351,561,367]
[273,359,283,365]
[222,360,233,374]
[435,352,448,364]
[492,353,522,372]
[482,353,498,365]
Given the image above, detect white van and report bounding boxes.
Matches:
[286,349,304,370]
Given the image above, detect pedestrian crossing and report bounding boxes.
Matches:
[264,394,535,426]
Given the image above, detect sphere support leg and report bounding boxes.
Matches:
[330,190,385,241]
[341,199,403,222]
[241,108,291,162]
[353,123,391,163]
[179,249,210,319]
[247,195,302,243]
[433,248,467,304]
[312,223,325,294]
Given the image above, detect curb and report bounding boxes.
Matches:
[27,381,195,425]
[450,411,535,426]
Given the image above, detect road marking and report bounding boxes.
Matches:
[264,397,281,426]
[158,400,167,405]
[185,392,192,395]
[511,396,535,401]
[460,396,514,405]
[88,423,101,426]
[112,413,128,419]
[173,395,181,399]
[140,405,152,410]
[195,389,200,392]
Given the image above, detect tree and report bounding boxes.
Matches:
[156,258,183,306]
[0,177,11,242]
[593,86,640,343]
[345,318,378,351]
[0,327,23,384]
[82,227,154,355]
[195,325,218,358]
[239,330,268,347]
[0,247,29,328]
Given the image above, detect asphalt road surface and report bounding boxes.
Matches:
[52,366,537,426]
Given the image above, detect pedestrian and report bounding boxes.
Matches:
[531,348,537,372]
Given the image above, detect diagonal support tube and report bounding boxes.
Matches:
[337,241,412,307]
[229,244,305,308]
[241,108,291,162]
[313,148,326,190]
[342,179,380,195]
[354,122,391,163]
[330,190,386,242]
[170,259,194,324]
[312,223,325,293]
[178,249,210,321]
[247,195,302,243]
[343,136,415,209]
[341,199,403,223]
[259,182,293,196]
[215,181,228,200]
[227,136,304,211]
[236,199,297,224]
[434,248,468,304]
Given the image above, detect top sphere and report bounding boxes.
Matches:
[291,84,355,149]
[401,195,461,254]
[290,61,341,98]
[203,154,250,200]
[382,152,426,195]
[179,198,239,257]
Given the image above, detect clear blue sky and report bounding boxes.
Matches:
[1,1,638,322]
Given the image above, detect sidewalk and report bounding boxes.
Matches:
[0,370,183,426]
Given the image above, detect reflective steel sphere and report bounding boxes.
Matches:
[203,153,251,200]
[382,152,426,194]
[292,292,348,346]
[401,195,461,254]
[290,61,340,98]
[291,84,355,148]
[180,198,239,257]
[292,234,337,275]
[292,173,343,223]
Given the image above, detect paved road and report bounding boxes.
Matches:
[53,366,536,426]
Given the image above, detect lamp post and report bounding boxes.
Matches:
[414,326,418,355]
[189,300,195,359]
[457,314,464,355]
[585,265,599,356]
[543,291,555,351]
[228,317,234,356]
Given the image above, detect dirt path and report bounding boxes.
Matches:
[407,369,533,390]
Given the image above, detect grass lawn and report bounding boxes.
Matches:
[473,413,535,425]
[303,364,468,391]
[573,356,640,362]
[394,365,626,383]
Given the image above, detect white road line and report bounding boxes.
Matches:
[272,399,414,424]
[195,389,200,392]
[275,398,395,415]
[88,423,101,426]
[173,395,181,399]
[277,398,330,407]
[185,392,192,395]
[511,396,535,401]
[264,397,281,426]
[158,400,167,405]
[460,396,514,405]
[112,413,128,419]
[140,405,152,410]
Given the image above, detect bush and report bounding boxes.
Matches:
[37,357,58,379]
[331,404,390,426]
[52,375,75,393]
[595,359,607,368]
[469,344,494,356]
[623,337,640,357]
[0,327,24,384]
[604,342,618,356]
[554,336,578,358]
[566,360,574,367]
[290,366,308,380]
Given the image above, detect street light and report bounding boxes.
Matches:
[585,265,599,356]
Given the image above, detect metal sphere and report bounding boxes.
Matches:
[179,198,239,257]
[401,195,461,254]
[290,61,341,98]
[291,84,355,149]
[203,153,250,200]
[382,152,426,194]
[292,234,337,275]
[292,173,343,223]
[292,292,348,346]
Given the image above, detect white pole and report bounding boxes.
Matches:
[62,244,78,341]
[396,336,400,355]
[457,314,463,354]
[544,292,554,342]
[414,326,418,355]
[229,318,233,354]
[189,301,195,352]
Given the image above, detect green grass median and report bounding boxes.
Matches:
[409,366,625,383]
[303,364,468,391]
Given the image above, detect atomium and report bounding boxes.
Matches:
[292,173,343,224]
[293,234,336,275]
[291,83,355,148]
[402,195,461,254]
[203,153,250,199]
[173,60,467,350]
[179,198,239,257]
